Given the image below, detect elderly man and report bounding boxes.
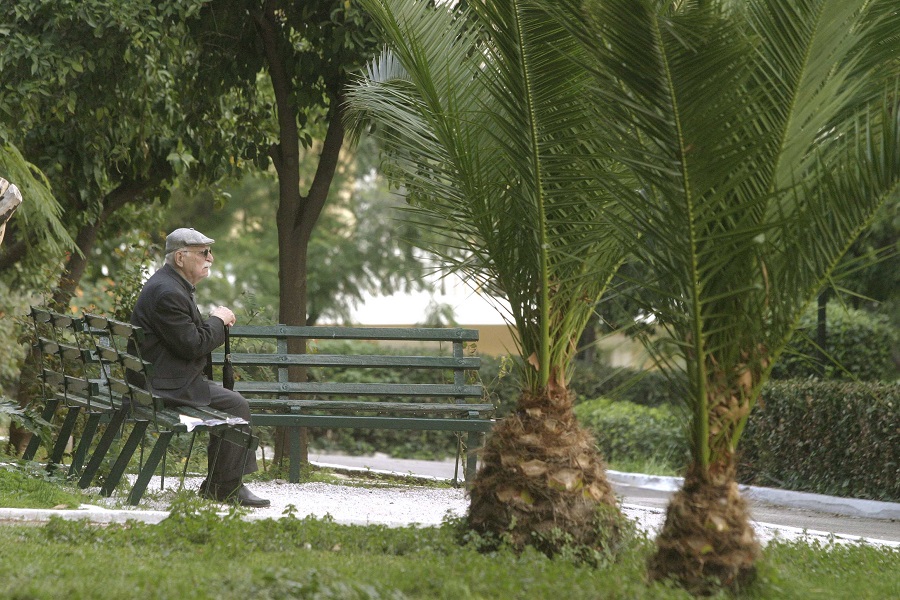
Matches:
[130,227,269,507]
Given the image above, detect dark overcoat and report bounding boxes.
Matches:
[130,263,226,406]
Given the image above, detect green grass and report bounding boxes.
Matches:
[0,467,897,599]
[0,504,897,599]
[0,463,90,509]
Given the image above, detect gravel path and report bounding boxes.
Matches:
[43,474,892,550]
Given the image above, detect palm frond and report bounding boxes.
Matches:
[557,0,900,467]
[347,0,623,391]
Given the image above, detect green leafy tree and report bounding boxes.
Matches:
[189,1,382,328]
[0,1,208,295]
[0,0,251,451]
[188,0,386,464]
[155,149,431,325]
[346,0,626,555]
[557,0,900,592]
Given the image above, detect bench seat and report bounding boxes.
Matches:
[213,324,495,484]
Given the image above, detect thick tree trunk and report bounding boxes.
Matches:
[648,462,760,595]
[649,366,763,594]
[467,387,623,559]
[257,2,346,467]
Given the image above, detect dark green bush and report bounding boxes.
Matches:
[476,353,523,417]
[573,398,688,467]
[738,380,900,502]
[770,303,899,381]
[478,352,685,409]
[570,363,683,407]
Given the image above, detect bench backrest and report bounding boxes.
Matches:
[82,313,161,412]
[212,325,484,402]
[30,307,101,409]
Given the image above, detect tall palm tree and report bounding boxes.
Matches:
[554,0,900,592]
[345,0,626,554]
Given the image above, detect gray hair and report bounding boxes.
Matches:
[164,250,180,267]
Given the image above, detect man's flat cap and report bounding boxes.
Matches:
[165,228,215,253]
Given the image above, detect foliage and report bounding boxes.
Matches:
[571,363,682,407]
[74,229,165,320]
[553,0,900,590]
[346,0,624,393]
[0,0,211,284]
[574,398,688,469]
[162,152,433,324]
[563,0,900,477]
[833,185,900,319]
[0,463,85,509]
[738,380,900,502]
[188,0,384,331]
[0,505,897,599]
[771,302,899,381]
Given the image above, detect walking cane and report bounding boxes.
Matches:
[223,325,235,390]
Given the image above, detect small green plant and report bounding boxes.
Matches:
[0,462,88,508]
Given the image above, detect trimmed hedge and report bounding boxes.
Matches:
[573,398,688,467]
[738,380,900,502]
[570,363,682,407]
[770,303,899,381]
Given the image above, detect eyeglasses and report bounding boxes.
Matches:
[181,248,212,258]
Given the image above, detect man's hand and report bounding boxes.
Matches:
[210,306,236,327]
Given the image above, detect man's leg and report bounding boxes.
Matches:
[206,384,258,484]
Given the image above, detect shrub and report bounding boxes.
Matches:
[771,303,899,381]
[570,361,684,407]
[738,380,900,502]
[574,398,688,467]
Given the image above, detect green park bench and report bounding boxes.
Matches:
[211,325,496,485]
[23,307,258,505]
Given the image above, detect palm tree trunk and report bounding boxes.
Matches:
[467,387,623,558]
[648,459,760,595]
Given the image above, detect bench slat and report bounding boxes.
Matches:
[211,352,480,370]
[247,398,494,414]
[233,381,483,398]
[229,325,480,342]
[251,413,495,432]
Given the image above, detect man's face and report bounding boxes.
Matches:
[175,245,213,285]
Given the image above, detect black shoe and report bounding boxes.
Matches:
[199,480,269,508]
[198,478,239,501]
[233,485,270,508]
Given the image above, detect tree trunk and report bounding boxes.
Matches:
[257,2,346,467]
[649,367,763,594]
[467,387,623,559]
[648,461,760,595]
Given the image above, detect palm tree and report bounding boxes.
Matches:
[554,0,900,592]
[345,0,627,554]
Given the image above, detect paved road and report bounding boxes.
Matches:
[309,452,900,545]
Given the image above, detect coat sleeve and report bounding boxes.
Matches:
[152,290,226,360]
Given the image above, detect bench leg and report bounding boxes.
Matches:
[288,427,302,483]
[21,398,60,461]
[79,409,127,489]
[100,421,150,497]
[69,411,105,479]
[127,430,175,506]
[48,406,82,470]
[464,431,484,488]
